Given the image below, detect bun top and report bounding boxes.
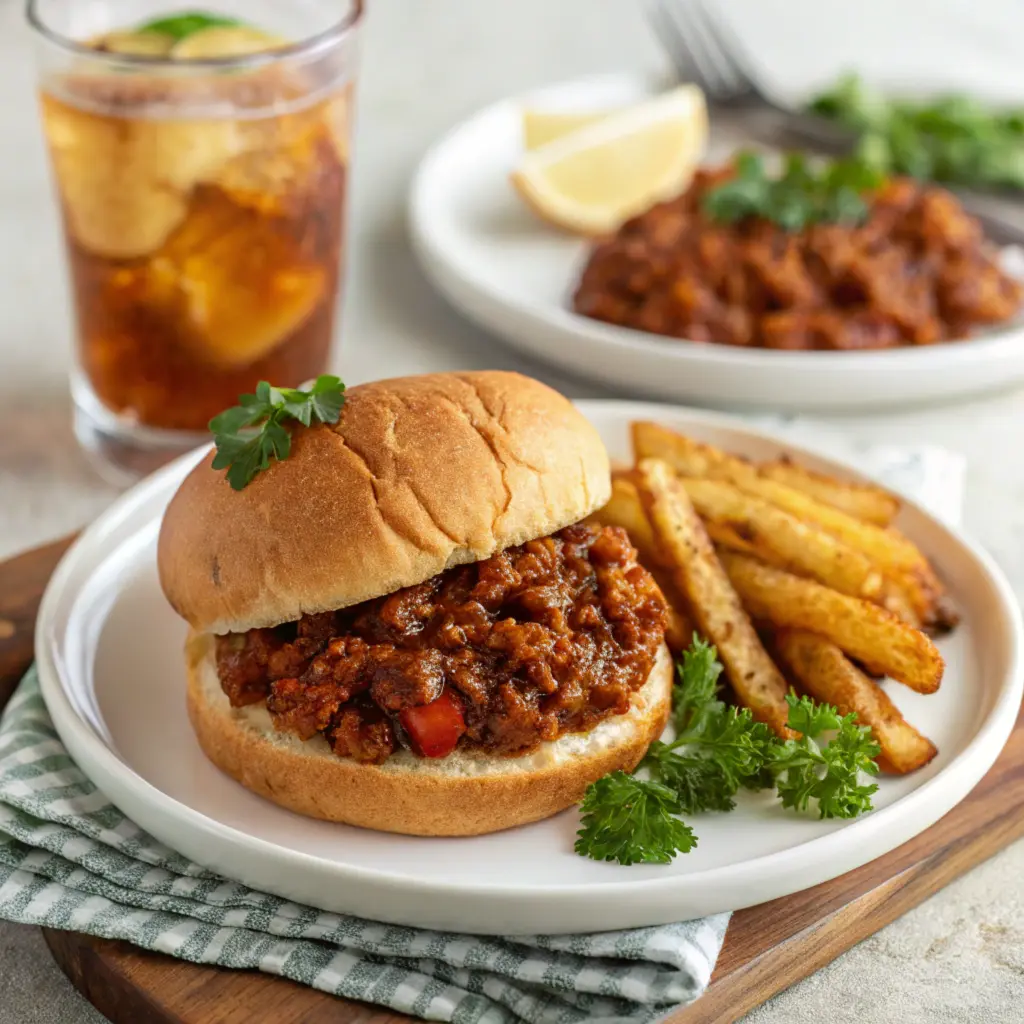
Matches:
[157,371,610,634]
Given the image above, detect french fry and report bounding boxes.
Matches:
[774,629,938,774]
[759,457,900,527]
[681,477,888,605]
[631,422,951,628]
[589,479,694,653]
[636,458,794,737]
[719,551,944,694]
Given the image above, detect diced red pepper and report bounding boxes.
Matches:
[399,689,466,758]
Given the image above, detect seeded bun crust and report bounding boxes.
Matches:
[158,371,611,635]
[186,632,673,836]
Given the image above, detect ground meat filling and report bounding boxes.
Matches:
[215,524,668,765]
[573,170,1023,349]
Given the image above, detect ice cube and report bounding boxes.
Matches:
[143,187,326,368]
[41,79,244,259]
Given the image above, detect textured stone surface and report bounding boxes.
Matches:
[3,0,1024,1020]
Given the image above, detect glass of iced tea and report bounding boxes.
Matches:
[28,0,361,480]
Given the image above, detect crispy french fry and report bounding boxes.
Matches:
[774,629,938,774]
[589,479,695,653]
[702,520,761,557]
[719,551,944,694]
[632,422,950,628]
[636,458,794,737]
[681,477,888,604]
[760,457,900,527]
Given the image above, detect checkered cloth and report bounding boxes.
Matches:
[0,440,965,1023]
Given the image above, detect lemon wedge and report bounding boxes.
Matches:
[522,109,617,150]
[96,31,177,56]
[511,85,707,235]
[171,25,286,58]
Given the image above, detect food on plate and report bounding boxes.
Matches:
[510,85,707,235]
[758,456,900,526]
[631,422,954,632]
[679,475,896,609]
[774,630,938,774]
[635,458,794,738]
[809,73,1024,191]
[575,636,882,863]
[573,151,1023,350]
[584,477,694,652]
[581,421,950,864]
[719,552,944,694]
[157,371,674,836]
[521,108,618,150]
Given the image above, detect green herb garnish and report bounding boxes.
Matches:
[702,151,884,230]
[209,375,346,491]
[575,637,882,865]
[769,694,881,819]
[809,72,1024,190]
[576,774,697,865]
[137,11,242,41]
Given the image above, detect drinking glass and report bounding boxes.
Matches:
[27,0,362,480]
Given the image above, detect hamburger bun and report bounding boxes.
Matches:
[158,371,611,635]
[185,631,673,836]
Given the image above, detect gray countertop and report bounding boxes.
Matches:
[3,0,1024,1020]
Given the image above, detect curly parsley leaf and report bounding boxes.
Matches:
[209,374,346,490]
[575,642,884,865]
[575,772,697,865]
[770,694,881,819]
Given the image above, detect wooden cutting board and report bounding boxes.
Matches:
[2,536,1023,1024]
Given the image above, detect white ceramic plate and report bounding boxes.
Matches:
[35,402,1022,935]
[409,73,1024,412]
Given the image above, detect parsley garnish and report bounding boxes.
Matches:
[703,151,883,230]
[576,773,697,865]
[574,637,882,865]
[769,694,881,819]
[137,11,242,41]
[208,375,346,490]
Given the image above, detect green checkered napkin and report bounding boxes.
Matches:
[0,672,726,1023]
[0,442,963,1023]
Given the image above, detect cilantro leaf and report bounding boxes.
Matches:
[575,773,697,865]
[769,694,881,819]
[137,11,242,41]
[208,374,346,490]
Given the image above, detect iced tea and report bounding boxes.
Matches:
[30,4,360,465]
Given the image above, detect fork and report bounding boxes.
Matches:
[645,0,1024,234]
[645,0,857,148]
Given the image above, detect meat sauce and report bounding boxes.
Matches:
[215,524,668,764]
[573,169,1023,350]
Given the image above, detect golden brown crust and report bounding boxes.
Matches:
[158,371,610,634]
[185,634,673,836]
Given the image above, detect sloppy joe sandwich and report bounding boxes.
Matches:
[158,371,671,836]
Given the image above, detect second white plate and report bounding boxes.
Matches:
[34,401,1023,934]
[409,73,1024,412]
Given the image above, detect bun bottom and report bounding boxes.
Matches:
[185,633,673,836]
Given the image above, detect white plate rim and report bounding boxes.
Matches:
[408,72,1024,410]
[32,402,1024,931]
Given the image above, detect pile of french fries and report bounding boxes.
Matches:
[591,422,951,774]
